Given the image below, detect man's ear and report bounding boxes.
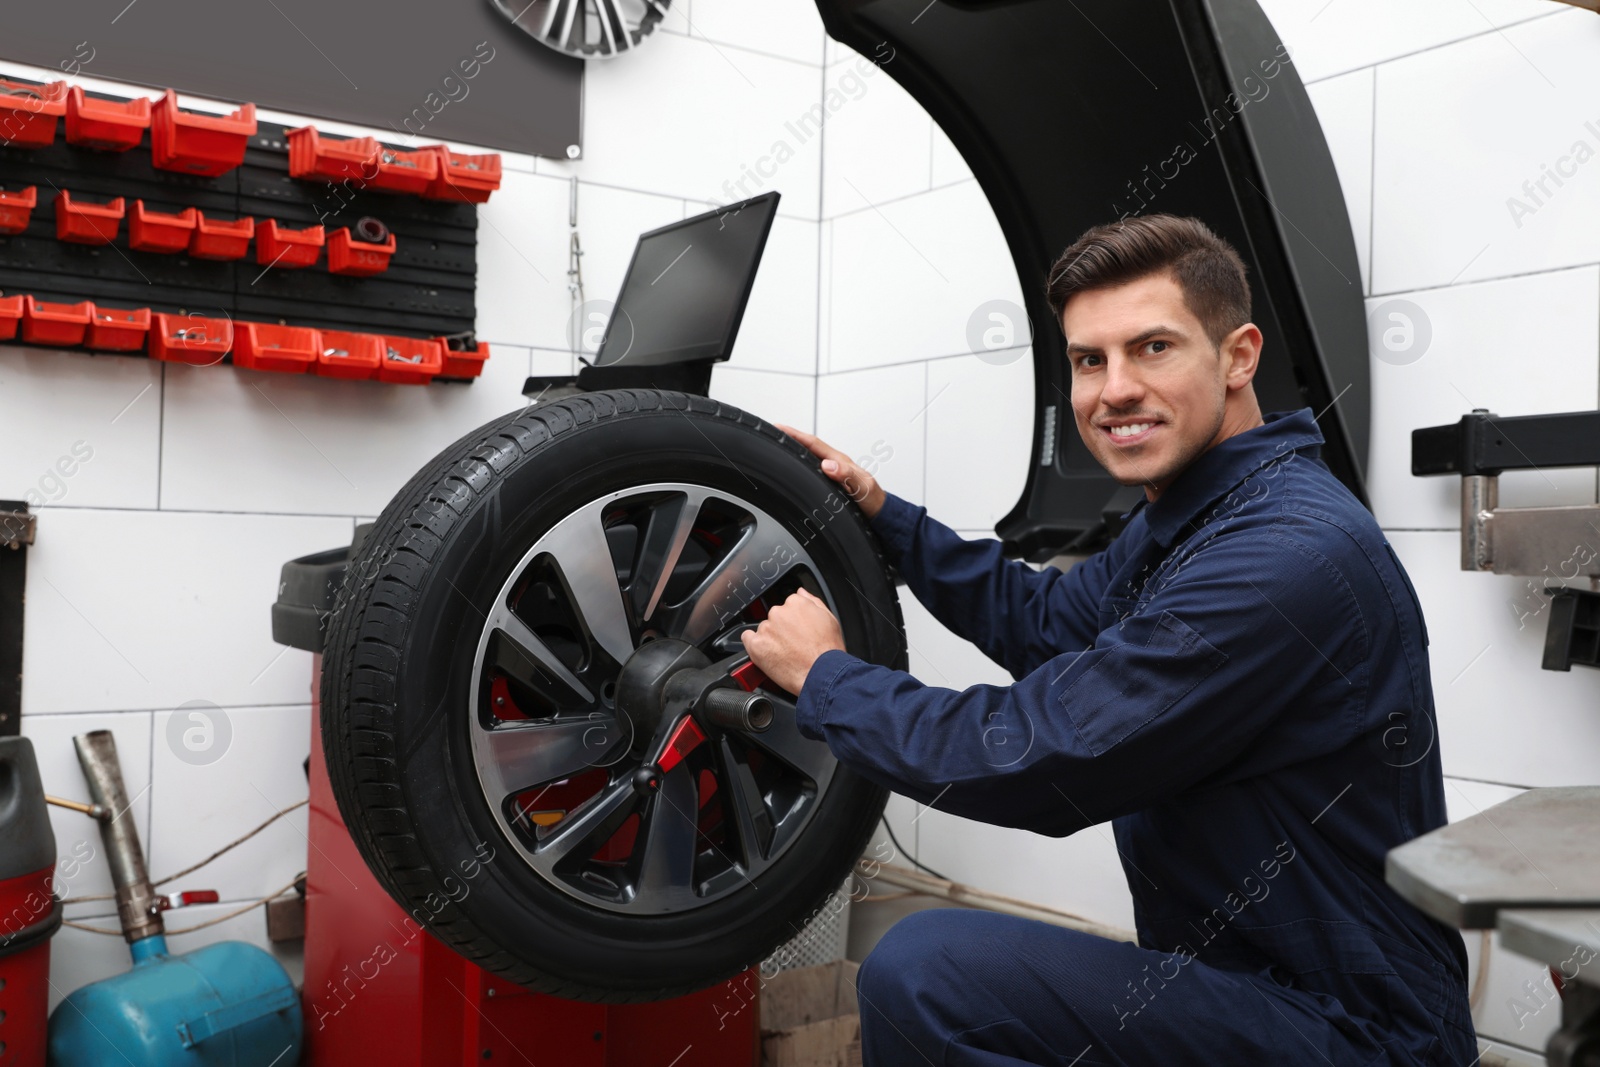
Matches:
[1221,322,1263,390]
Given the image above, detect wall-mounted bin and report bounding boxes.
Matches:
[369,146,439,196]
[235,322,319,373]
[0,295,23,340]
[21,297,93,346]
[189,212,254,260]
[286,127,379,183]
[65,88,150,151]
[150,90,256,177]
[0,80,67,148]
[0,186,38,234]
[439,338,490,379]
[327,226,395,276]
[256,220,324,269]
[315,330,381,379]
[128,201,197,254]
[376,335,443,384]
[150,312,233,364]
[421,146,501,203]
[54,190,125,245]
[86,306,150,351]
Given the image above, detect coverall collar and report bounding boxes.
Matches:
[1120,406,1326,549]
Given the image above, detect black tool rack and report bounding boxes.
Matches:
[0,83,477,343]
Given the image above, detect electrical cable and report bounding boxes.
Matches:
[62,875,303,937]
[879,814,950,883]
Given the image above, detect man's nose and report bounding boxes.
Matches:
[1100,352,1144,406]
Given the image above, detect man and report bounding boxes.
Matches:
[741,215,1476,1066]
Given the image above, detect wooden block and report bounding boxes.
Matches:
[762,961,862,1067]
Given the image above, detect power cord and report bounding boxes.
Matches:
[879,814,951,883]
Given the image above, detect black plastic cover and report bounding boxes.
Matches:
[271,524,370,654]
[0,737,56,883]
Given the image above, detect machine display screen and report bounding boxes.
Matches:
[594,192,779,368]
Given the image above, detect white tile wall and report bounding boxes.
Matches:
[923,351,1034,532]
[1305,68,1374,294]
[1390,531,1600,787]
[690,0,827,65]
[1258,0,1557,83]
[708,364,815,432]
[21,509,349,714]
[146,705,311,907]
[0,349,162,511]
[815,362,928,506]
[826,179,1020,373]
[820,56,932,218]
[567,31,825,218]
[1365,266,1599,531]
[1371,11,1600,293]
[158,344,533,517]
[729,214,821,376]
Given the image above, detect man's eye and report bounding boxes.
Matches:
[1146,341,1169,355]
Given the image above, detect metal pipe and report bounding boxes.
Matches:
[857,860,1136,943]
[1461,473,1497,572]
[701,687,774,733]
[73,730,163,944]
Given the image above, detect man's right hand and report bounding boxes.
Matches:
[774,423,887,520]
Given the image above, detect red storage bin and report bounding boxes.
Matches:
[234,322,319,373]
[255,220,324,269]
[0,186,38,234]
[327,226,396,276]
[315,330,382,379]
[54,190,125,245]
[369,145,439,196]
[438,338,490,379]
[21,297,93,346]
[421,145,502,203]
[0,295,23,340]
[86,306,151,351]
[0,79,67,148]
[150,312,233,364]
[189,213,255,260]
[128,201,197,254]
[150,89,256,177]
[376,335,443,384]
[65,87,150,151]
[286,126,379,183]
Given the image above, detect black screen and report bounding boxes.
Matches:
[594,192,779,368]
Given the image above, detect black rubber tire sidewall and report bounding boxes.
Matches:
[320,390,904,1002]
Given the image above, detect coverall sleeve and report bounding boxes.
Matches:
[796,527,1370,836]
[868,492,1126,678]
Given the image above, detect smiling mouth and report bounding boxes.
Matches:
[1101,421,1161,445]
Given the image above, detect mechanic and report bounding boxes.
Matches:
[741,214,1477,1066]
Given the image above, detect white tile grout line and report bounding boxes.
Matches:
[1296,9,1569,87]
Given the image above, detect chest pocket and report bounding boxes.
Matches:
[1061,609,1229,757]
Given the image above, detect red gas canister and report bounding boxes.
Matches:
[0,737,61,1067]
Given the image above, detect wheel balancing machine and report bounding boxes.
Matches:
[46,730,303,1067]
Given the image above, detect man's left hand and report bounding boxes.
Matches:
[739,588,846,695]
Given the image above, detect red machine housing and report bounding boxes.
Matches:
[304,654,761,1067]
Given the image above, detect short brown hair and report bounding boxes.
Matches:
[1044,215,1251,347]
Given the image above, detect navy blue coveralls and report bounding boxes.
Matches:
[793,408,1477,1066]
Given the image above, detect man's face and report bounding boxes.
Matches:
[1062,271,1244,500]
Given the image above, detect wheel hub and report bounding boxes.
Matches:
[614,638,708,753]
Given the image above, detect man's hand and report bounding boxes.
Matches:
[774,423,887,520]
[739,588,846,695]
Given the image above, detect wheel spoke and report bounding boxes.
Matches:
[532,776,638,871]
[672,514,806,646]
[746,692,836,788]
[717,736,775,866]
[630,763,700,911]
[541,508,637,667]
[489,607,593,708]
[627,491,703,625]
[481,715,626,801]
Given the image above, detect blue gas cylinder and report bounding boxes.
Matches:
[47,933,302,1067]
